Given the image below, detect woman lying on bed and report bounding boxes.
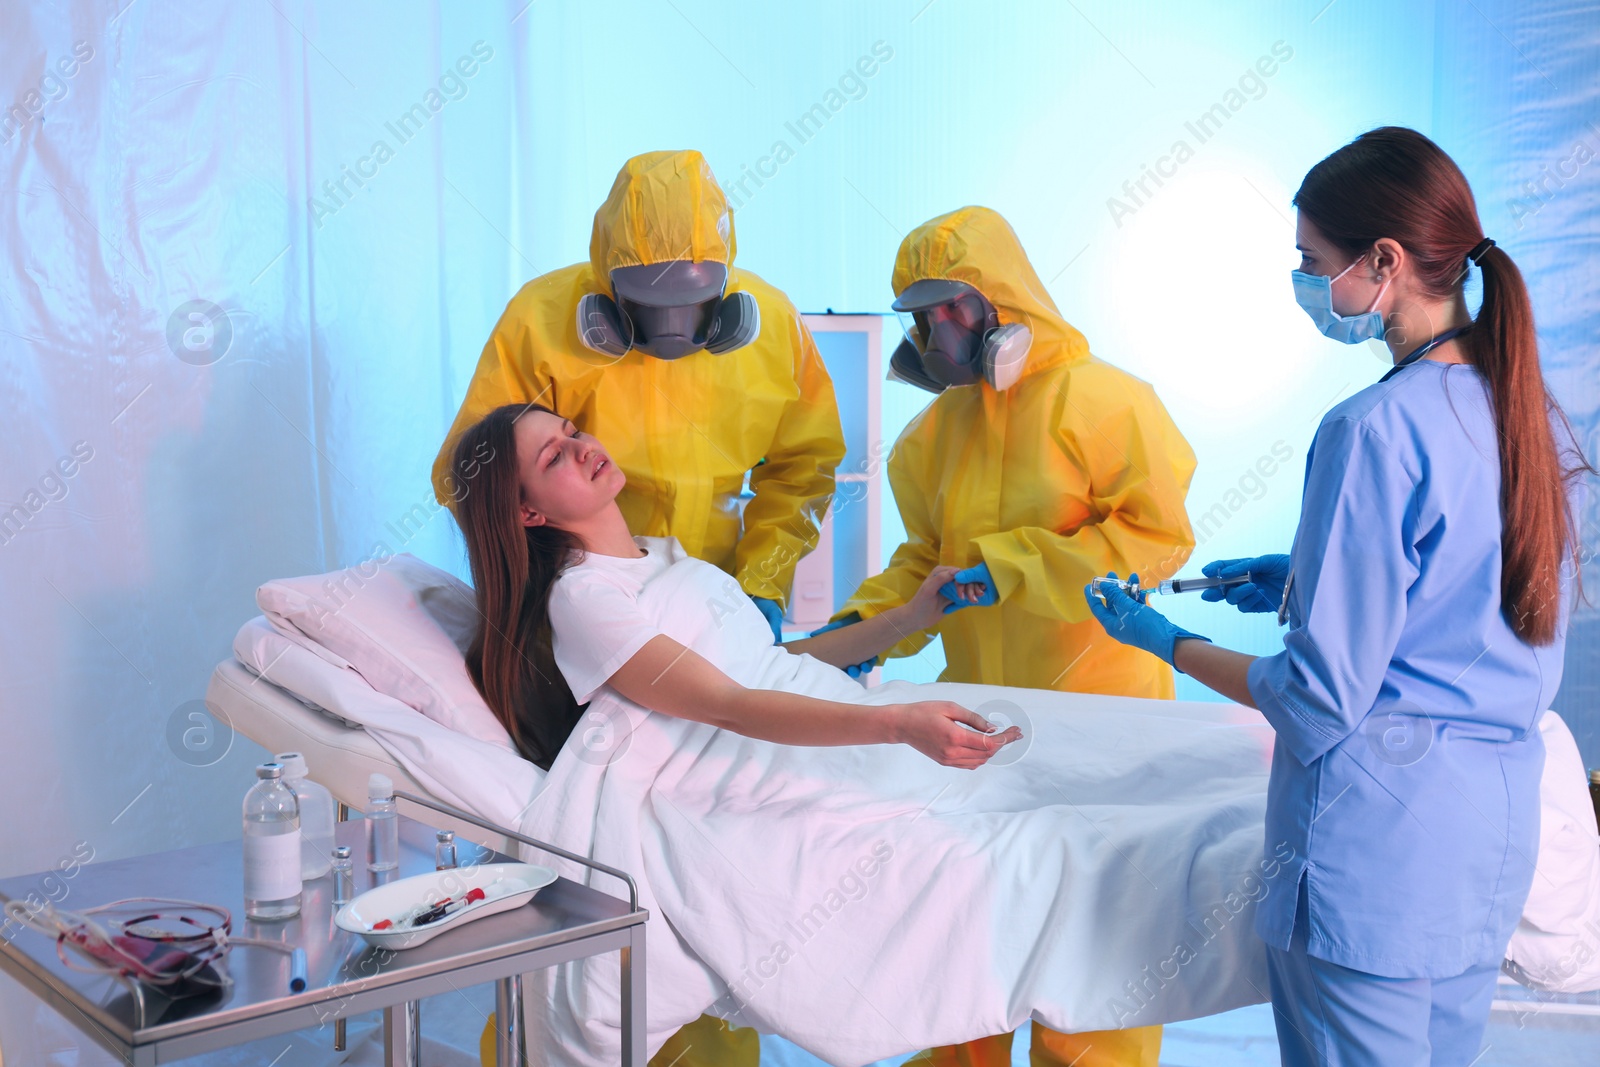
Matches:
[451,402,1022,772]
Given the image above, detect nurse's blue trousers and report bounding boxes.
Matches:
[1265,881,1501,1066]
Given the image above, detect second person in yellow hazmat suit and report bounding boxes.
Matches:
[439,151,844,1067]
[432,150,846,645]
[840,207,1197,1067]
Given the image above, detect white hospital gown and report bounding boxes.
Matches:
[546,535,863,705]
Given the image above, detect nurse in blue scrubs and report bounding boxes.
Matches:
[1085,126,1592,1066]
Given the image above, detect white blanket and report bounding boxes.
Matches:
[515,681,1280,1066]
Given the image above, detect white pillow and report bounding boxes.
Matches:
[256,553,515,752]
[1502,710,1600,993]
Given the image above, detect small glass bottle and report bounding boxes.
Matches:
[243,763,303,921]
[276,752,336,879]
[365,773,399,873]
[331,845,355,907]
[435,830,458,871]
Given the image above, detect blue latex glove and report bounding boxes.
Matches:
[1200,554,1291,613]
[751,596,785,643]
[939,562,999,614]
[810,614,878,679]
[1083,571,1211,669]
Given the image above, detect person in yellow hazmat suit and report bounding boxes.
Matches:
[835,206,1197,1067]
[432,148,846,641]
[442,150,844,1067]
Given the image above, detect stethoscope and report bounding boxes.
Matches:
[1376,323,1473,383]
[1276,324,1473,624]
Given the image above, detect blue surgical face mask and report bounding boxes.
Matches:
[1291,253,1391,344]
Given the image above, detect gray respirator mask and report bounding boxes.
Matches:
[886,279,1033,394]
[576,261,761,360]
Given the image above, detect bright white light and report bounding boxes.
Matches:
[1104,159,1316,423]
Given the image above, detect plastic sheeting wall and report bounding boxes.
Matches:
[0,3,1595,1056]
[1429,0,1600,795]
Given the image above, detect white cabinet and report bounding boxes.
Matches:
[784,314,885,635]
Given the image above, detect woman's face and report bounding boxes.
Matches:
[1295,212,1388,318]
[512,409,625,528]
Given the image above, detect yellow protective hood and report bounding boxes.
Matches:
[589,150,736,291]
[892,206,1087,372]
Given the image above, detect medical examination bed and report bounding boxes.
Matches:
[205,553,1600,1066]
[207,655,513,853]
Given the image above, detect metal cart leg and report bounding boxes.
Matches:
[622,924,646,1067]
[335,800,350,1053]
[383,999,420,1066]
[379,790,646,1067]
[495,975,527,1066]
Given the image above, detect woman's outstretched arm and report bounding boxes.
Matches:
[605,634,1019,768]
[782,565,976,668]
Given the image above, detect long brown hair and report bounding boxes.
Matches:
[450,403,586,769]
[1295,127,1591,644]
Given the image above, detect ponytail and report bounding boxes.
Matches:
[1295,127,1593,645]
[1468,244,1592,644]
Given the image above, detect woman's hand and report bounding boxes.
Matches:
[787,569,961,673]
[1200,554,1291,613]
[899,566,963,631]
[890,701,1023,769]
[1084,571,1210,667]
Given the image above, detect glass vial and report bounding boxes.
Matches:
[243,763,303,921]
[435,830,458,871]
[365,773,399,873]
[331,845,355,907]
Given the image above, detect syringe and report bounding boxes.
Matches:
[1092,573,1252,598]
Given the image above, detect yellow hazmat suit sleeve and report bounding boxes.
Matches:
[429,268,572,510]
[431,151,844,606]
[735,310,850,602]
[838,205,1196,699]
[829,421,943,662]
[971,364,1196,623]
